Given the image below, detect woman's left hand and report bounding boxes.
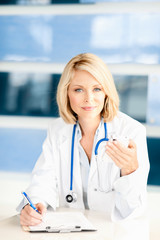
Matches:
[105,139,138,176]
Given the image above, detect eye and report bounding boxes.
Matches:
[94,88,102,92]
[75,88,83,92]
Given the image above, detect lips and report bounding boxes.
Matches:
[82,106,96,111]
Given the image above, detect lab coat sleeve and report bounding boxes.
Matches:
[111,126,150,221]
[16,125,58,212]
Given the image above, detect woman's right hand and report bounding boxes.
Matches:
[20,203,47,226]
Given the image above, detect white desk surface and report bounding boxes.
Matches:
[0,207,152,240]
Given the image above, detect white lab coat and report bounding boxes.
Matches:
[17,111,150,221]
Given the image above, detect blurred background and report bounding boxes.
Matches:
[0,0,160,227]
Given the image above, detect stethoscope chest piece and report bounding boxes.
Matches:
[66,192,77,203]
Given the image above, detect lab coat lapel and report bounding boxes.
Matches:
[58,125,83,205]
[73,138,83,196]
[58,129,72,195]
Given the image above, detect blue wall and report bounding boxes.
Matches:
[0,128,46,172]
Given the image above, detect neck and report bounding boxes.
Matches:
[78,116,101,137]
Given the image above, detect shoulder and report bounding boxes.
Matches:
[49,117,67,128]
[47,117,73,140]
[117,111,143,127]
[114,111,146,136]
[48,117,72,131]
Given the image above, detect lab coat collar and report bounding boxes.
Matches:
[58,121,73,144]
[57,113,119,142]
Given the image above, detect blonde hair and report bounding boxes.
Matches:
[57,53,119,124]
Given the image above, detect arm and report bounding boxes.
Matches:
[17,125,58,225]
[106,126,150,221]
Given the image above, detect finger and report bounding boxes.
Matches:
[106,144,129,167]
[20,215,42,226]
[112,140,136,159]
[20,208,42,226]
[106,149,123,168]
[20,218,42,226]
[36,203,47,216]
[112,140,131,155]
[21,206,41,221]
[128,139,136,149]
[106,142,129,162]
[25,205,43,220]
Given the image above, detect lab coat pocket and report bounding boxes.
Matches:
[98,161,113,192]
[91,157,114,193]
[88,161,115,214]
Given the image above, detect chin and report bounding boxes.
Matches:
[81,113,101,120]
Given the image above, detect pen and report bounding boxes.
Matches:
[22,191,40,213]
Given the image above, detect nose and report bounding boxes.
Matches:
[84,91,94,103]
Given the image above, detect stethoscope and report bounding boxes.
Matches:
[66,121,109,203]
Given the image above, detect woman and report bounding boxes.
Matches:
[18,53,149,225]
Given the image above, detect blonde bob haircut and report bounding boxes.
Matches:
[57,53,119,124]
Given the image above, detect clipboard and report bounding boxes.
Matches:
[23,211,97,233]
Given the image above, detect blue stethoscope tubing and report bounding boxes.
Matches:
[70,123,77,192]
[94,122,109,156]
[69,122,109,196]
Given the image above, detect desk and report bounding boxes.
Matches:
[0,208,150,240]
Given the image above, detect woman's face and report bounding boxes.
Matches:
[68,70,106,122]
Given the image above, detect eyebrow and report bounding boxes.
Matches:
[71,84,102,87]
